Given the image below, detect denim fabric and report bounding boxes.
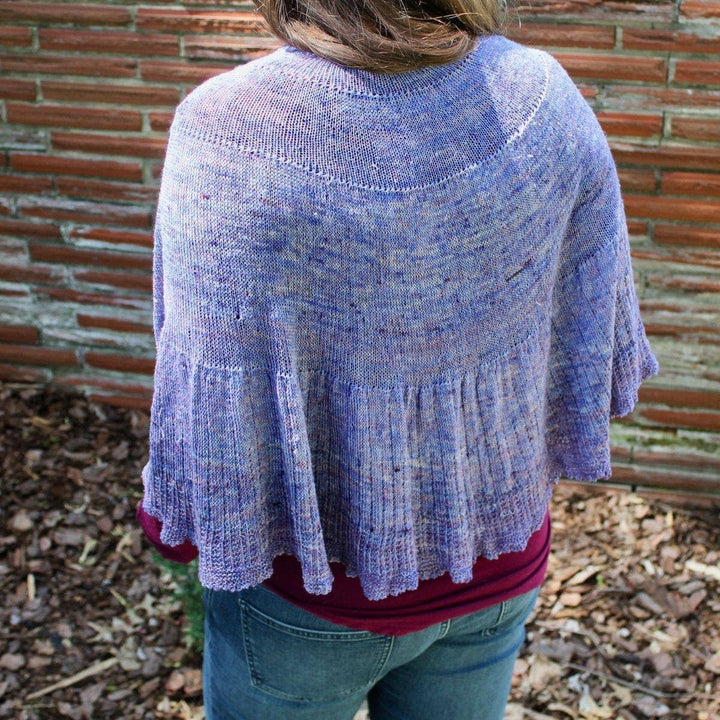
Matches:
[203,584,540,720]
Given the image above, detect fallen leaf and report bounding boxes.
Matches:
[0,653,25,670]
[559,591,583,608]
[9,510,33,532]
[166,669,186,695]
[578,688,614,719]
[634,695,670,717]
[705,651,720,675]
[527,654,564,688]
[686,560,720,583]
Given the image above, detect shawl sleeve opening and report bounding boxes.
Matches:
[546,140,660,483]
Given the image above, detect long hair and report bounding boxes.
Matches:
[253,0,507,73]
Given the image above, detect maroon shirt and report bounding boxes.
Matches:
[137,502,549,636]
[263,512,550,635]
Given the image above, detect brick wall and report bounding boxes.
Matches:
[1,1,719,503]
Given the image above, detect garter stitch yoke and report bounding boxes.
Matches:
[141,34,660,600]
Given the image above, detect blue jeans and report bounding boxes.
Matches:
[203,583,540,720]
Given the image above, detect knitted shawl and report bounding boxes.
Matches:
[141,35,660,600]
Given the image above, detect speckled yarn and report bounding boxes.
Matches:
[141,35,660,600]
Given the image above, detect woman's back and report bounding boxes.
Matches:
[143,34,658,602]
[140,0,660,711]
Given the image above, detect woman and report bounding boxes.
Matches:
[137,0,660,716]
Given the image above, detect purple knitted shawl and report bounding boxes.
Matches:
[141,35,659,600]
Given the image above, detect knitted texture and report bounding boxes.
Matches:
[141,35,660,600]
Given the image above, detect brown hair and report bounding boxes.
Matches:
[253,0,506,73]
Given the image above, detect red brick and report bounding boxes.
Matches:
[639,386,720,411]
[0,324,39,344]
[510,0,674,22]
[150,162,164,181]
[6,103,142,131]
[42,81,179,107]
[611,142,720,171]
[0,175,53,194]
[0,78,36,101]
[0,343,77,367]
[0,26,32,48]
[0,262,64,284]
[85,351,154,374]
[0,217,61,241]
[505,22,615,49]
[0,287,31,299]
[58,374,153,396]
[0,363,50,383]
[634,487,720,510]
[10,153,143,181]
[596,112,663,138]
[149,112,175,133]
[183,35,281,62]
[639,299,696,313]
[51,132,168,159]
[0,238,26,261]
[660,172,720,198]
[631,247,720,272]
[653,242,720,269]
[675,60,720,86]
[671,118,720,143]
[18,198,152,228]
[603,85,720,110]
[136,8,267,34]
[36,286,150,310]
[625,466,720,496]
[0,53,136,78]
[89,394,152,411]
[578,84,598,101]
[605,464,719,495]
[647,274,720,293]
[0,2,131,26]
[624,194,720,223]
[553,52,667,83]
[627,220,648,236]
[653,224,720,249]
[77,314,153,334]
[139,59,233,84]
[30,243,151,271]
[681,0,720,19]
[0,53,137,78]
[73,269,152,293]
[56,177,159,204]
[618,168,656,193]
[643,321,720,337]
[70,226,153,249]
[633,445,720,474]
[622,28,720,53]
[39,28,179,57]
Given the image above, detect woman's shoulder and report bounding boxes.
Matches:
[167,45,293,136]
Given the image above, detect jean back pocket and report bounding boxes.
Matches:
[239,592,393,702]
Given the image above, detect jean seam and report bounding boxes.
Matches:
[496,588,538,629]
[239,597,378,640]
[368,634,395,685]
[496,598,511,625]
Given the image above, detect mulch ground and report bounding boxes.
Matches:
[1,382,718,720]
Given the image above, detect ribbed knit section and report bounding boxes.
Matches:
[141,35,660,600]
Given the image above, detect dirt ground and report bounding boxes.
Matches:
[1,382,718,719]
